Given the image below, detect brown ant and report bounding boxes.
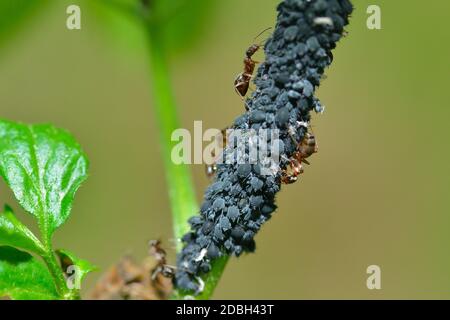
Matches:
[281,155,304,184]
[281,127,318,184]
[234,27,272,98]
[149,240,176,280]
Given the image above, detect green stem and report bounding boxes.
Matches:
[38,213,73,299]
[146,27,198,250]
[146,24,229,299]
[42,250,72,299]
[193,256,229,300]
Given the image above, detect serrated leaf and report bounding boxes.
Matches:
[0,119,89,240]
[0,246,58,300]
[0,0,48,50]
[0,205,44,255]
[56,249,98,285]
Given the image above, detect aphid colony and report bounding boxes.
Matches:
[174,0,353,293]
[205,125,318,184]
[209,27,320,184]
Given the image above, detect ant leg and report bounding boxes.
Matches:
[151,266,162,281]
[302,159,311,165]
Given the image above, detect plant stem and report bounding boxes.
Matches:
[146,27,198,251]
[145,24,229,300]
[194,255,229,300]
[42,251,72,299]
[38,213,73,299]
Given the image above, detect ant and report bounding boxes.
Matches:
[281,126,318,184]
[281,155,304,184]
[149,240,176,280]
[234,27,272,98]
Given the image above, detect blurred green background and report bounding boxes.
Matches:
[0,0,449,299]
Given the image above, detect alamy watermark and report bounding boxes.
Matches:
[66,5,81,30]
[66,265,82,290]
[170,121,290,176]
[366,265,381,290]
[366,5,381,30]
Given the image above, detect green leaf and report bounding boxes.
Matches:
[0,205,44,255]
[0,0,48,50]
[0,246,59,300]
[0,119,89,240]
[56,249,98,284]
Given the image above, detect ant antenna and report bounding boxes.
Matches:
[253,27,273,43]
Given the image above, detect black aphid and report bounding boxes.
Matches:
[174,0,353,293]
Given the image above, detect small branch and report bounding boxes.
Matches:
[173,0,353,296]
[146,27,198,250]
[39,213,73,299]
[42,251,72,299]
[145,21,229,300]
[194,256,228,300]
